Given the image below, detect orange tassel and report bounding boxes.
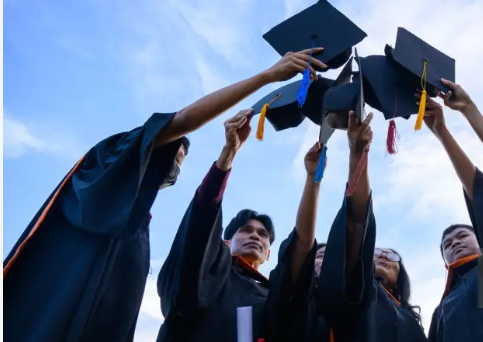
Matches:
[415,60,428,131]
[256,94,281,142]
[256,104,268,141]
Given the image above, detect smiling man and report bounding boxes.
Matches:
[157,109,275,342]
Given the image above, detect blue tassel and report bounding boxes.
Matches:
[314,145,327,183]
[296,37,316,108]
[297,69,311,107]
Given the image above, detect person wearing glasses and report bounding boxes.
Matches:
[314,112,428,342]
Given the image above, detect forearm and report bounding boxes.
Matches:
[346,151,370,281]
[291,176,320,283]
[348,151,370,222]
[437,126,476,199]
[462,103,483,144]
[155,72,271,147]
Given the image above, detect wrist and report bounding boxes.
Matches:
[462,102,480,118]
[216,145,238,171]
[258,69,275,84]
[435,124,450,141]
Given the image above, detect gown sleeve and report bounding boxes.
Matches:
[157,162,233,319]
[463,167,483,245]
[265,230,318,342]
[427,305,441,342]
[316,190,377,328]
[62,113,182,237]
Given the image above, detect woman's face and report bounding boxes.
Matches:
[374,248,400,289]
[314,246,326,277]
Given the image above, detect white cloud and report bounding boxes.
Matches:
[3,113,84,160]
[4,116,46,158]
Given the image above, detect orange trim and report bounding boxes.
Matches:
[381,285,401,306]
[441,254,480,300]
[231,255,268,281]
[330,328,335,342]
[3,156,86,279]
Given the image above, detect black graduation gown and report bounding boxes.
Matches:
[317,193,427,342]
[264,229,331,342]
[156,192,269,342]
[3,113,181,342]
[428,168,483,342]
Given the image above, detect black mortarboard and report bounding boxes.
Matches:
[303,56,353,125]
[385,28,455,95]
[384,27,455,130]
[322,49,365,130]
[356,55,419,120]
[263,0,367,71]
[251,80,306,139]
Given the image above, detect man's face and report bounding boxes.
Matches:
[314,246,326,277]
[442,227,480,265]
[159,145,186,190]
[175,145,187,168]
[229,219,270,266]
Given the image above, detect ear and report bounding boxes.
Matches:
[266,249,271,262]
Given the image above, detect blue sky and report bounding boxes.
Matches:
[4,0,483,340]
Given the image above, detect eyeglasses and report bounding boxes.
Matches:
[374,248,401,262]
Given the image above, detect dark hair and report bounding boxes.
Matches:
[317,243,327,250]
[224,209,275,244]
[440,224,475,256]
[181,136,190,156]
[387,249,422,324]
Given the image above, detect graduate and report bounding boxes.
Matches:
[3,49,323,342]
[315,110,427,342]
[156,110,276,342]
[264,143,331,342]
[416,82,483,342]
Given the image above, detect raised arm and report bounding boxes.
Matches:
[155,48,326,147]
[345,111,373,282]
[291,142,323,283]
[158,110,252,318]
[317,111,376,327]
[439,78,483,144]
[420,96,476,200]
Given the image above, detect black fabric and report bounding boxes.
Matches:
[263,0,367,71]
[157,196,269,342]
[429,168,483,342]
[264,230,331,342]
[316,191,427,341]
[4,113,181,342]
[385,27,455,94]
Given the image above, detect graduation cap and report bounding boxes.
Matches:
[263,0,367,71]
[385,27,456,130]
[251,80,306,140]
[356,55,419,154]
[312,57,353,183]
[322,50,365,130]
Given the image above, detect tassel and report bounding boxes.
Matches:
[296,37,316,107]
[314,145,328,183]
[330,329,335,342]
[256,104,268,141]
[386,120,399,155]
[346,145,370,197]
[414,59,428,131]
[414,90,426,130]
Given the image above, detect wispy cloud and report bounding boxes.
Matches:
[3,112,84,160]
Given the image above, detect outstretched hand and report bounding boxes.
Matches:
[415,92,446,136]
[347,111,373,156]
[439,78,474,113]
[304,142,324,176]
[263,48,327,83]
[224,109,253,150]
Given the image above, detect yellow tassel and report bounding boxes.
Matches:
[415,59,428,131]
[414,89,426,131]
[256,104,268,141]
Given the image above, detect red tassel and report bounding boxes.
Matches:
[386,120,399,155]
[346,146,370,197]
